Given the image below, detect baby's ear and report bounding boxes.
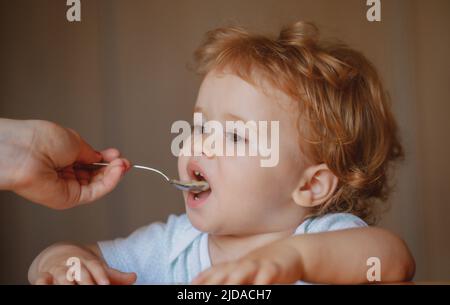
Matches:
[291,164,338,208]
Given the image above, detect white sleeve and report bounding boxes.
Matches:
[97,214,183,283]
[98,223,165,273]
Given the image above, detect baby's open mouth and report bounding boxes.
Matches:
[192,170,211,200]
[188,166,212,202]
[193,170,207,182]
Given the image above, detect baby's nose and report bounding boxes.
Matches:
[192,134,216,158]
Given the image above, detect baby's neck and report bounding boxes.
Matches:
[208,228,296,266]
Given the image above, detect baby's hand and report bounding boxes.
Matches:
[192,241,303,285]
[29,244,136,285]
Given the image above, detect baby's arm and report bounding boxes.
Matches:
[28,243,136,285]
[193,227,415,284]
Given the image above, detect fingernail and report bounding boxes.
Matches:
[122,159,131,170]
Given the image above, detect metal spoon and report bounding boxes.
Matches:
[78,162,210,194]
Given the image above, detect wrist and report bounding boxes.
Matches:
[272,238,306,282]
[0,119,37,191]
[286,241,306,281]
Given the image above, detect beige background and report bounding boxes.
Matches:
[0,0,449,284]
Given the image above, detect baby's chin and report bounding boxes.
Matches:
[185,207,214,233]
[185,208,252,236]
[185,207,234,235]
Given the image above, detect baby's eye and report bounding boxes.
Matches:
[226,132,246,143]
[191,124,204,135]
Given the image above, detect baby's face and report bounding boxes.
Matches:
[178,70,308,235]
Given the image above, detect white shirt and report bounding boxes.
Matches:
[98,212,367,284]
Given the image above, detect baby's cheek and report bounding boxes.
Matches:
[229,169,270,201]
[249,170,286,204]
[218,158,274,200]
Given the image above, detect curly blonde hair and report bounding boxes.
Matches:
[193,21,404,224]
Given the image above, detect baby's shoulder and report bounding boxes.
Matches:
[295,213,368,234]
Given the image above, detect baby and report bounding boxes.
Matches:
[28,21,415,285]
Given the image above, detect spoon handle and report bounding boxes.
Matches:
[90,162,170,181]
[74,162,209,193]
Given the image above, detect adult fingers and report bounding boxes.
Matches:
[106,268,137,285]
[77,158,128,204]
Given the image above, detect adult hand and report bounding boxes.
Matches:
[0,119,130,209]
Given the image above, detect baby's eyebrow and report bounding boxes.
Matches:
[193,107,251,126]
[223,112,247,122]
